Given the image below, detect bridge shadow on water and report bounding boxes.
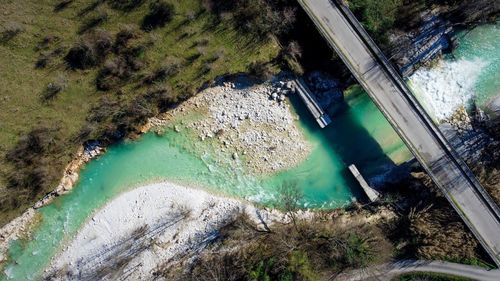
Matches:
[286,89,399,204]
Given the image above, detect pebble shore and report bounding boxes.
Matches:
[155,79,312,175]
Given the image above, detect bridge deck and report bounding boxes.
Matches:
[298,0,500,265]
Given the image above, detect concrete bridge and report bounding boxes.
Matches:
[297,0,500,266]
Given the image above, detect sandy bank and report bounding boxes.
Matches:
[45,182,290,280]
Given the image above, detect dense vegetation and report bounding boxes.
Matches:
[348,0,499,45]
[0,0,294,226]
[349,0,402,43]
[161,178,492,280]
[162,212,393,280]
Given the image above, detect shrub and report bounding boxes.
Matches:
[8,167,51,195]
[1,22,24,42]
[96,59,127,90]
[143,62,180,85]
[86,97,120,123]
[65,31,112,69]
[35,38,65,68]
[344,234,376,268]
[109,95,157,136]
[78,0,106,16]
[205,49,224,64]
[96,45,145,91]
[6,129,54,165]
[65,42,96,69]
[41,76,67,102]
[192,38,209,48]
[114,26,138,51]
[35,54,50,69]
[166,213,392,280]
[96,29,145,90]
[35,35,60,51]
[199,62,213,76]
[54,0,73,12]
[41,83,63,101]
[288,251,319,281]
[89,89,175,140]
[141,1,175,31]
[79,10,109,34]
[186,10,197,21]
[349,0,402,41]
[281,41,304,75]
[248,61,274,80]
[186,51,202,64]
[205,0,297,38]
[6,126,62,195]
[284,41,302,58]
[144,87,178,112]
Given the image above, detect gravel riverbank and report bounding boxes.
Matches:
[149,78,312,175]
[44,182,291,280]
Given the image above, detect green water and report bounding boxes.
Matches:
[454,24,499,106]
[265,89,411,208]
[4,24,497,281]
[2,86,408,280]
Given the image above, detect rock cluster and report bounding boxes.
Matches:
[389,13,453,76]
[270,80,295,102]
[32,144,105,209]
[0,208,37,262]
[168,79,311,174]
[440,105,497,164]
[83,141,104,159]
[443,106,472,134]
[305,71,343,109]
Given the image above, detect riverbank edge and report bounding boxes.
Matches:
[0,144,106,262]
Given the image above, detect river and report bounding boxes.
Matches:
[2,24,498,280]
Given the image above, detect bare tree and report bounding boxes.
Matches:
[278,180,303,233]
[285,40,302,59]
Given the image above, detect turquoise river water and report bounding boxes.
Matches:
[2,24,498,280]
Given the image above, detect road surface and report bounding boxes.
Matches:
[297,0,500,266]
[341,260,500,281]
